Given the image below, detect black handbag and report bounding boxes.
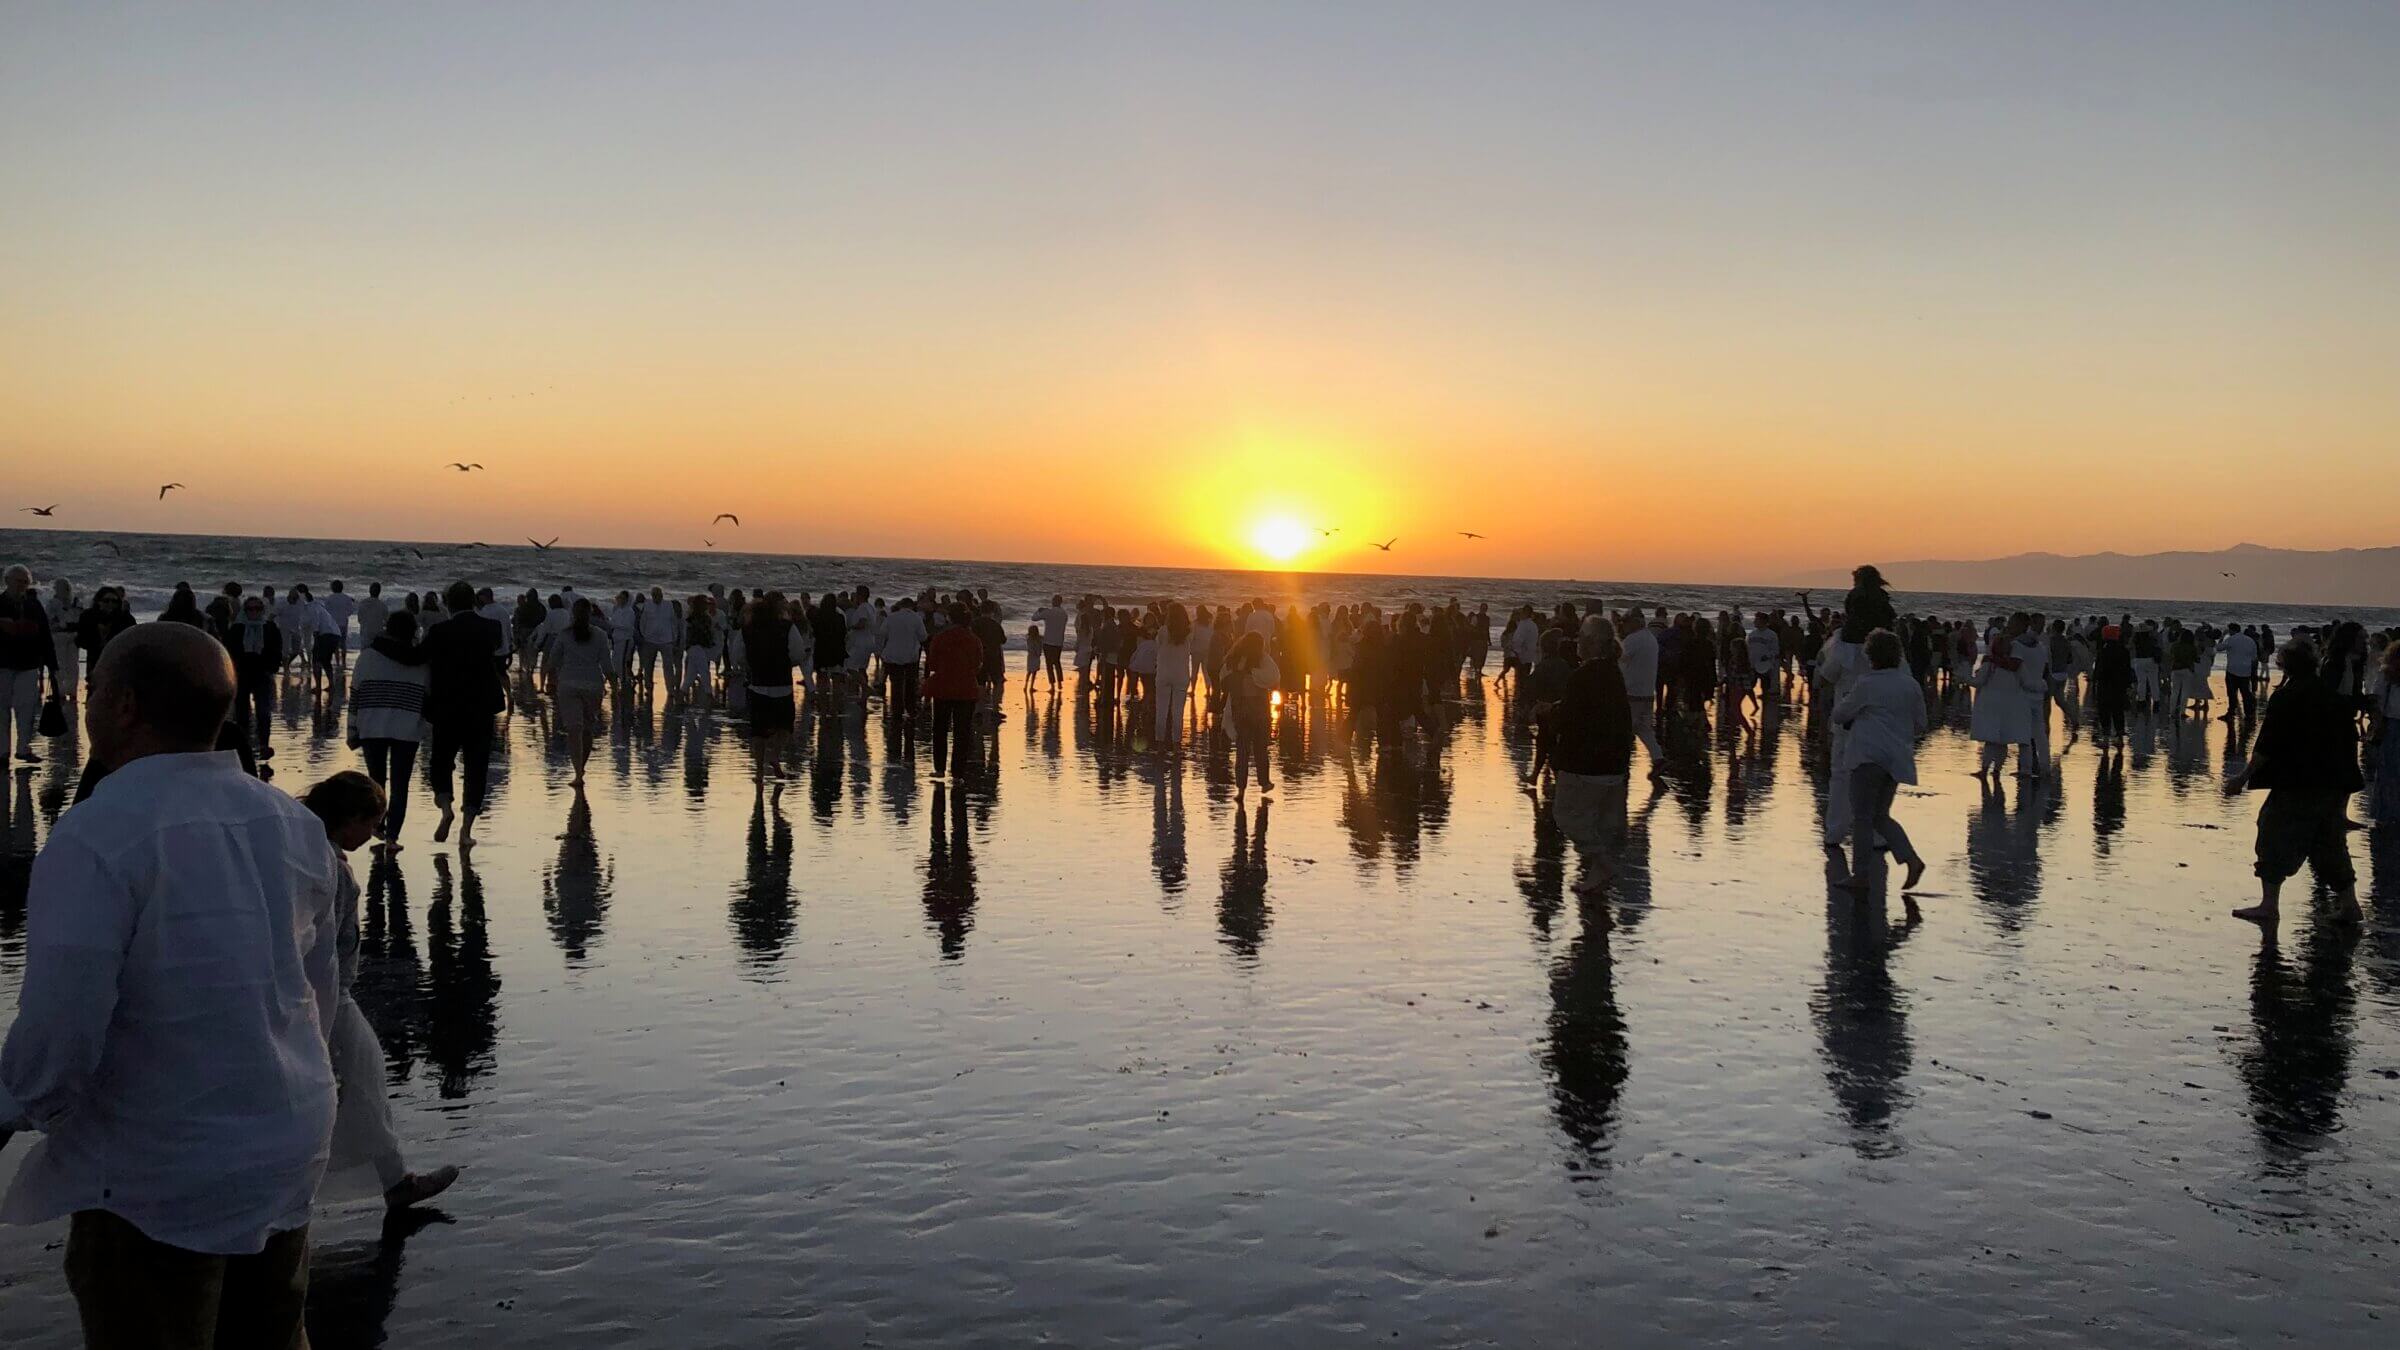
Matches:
[38,694,67,738]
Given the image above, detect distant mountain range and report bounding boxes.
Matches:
[1787,543,2399,609]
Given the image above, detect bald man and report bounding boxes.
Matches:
[2,623,343,1349]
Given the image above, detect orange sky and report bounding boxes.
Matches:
[5,6,2395,583]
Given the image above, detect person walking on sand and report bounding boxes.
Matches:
[0,623,341,1348]
[544,598,611,787]
[923,600,983,780]
[1831,629,1930,903]
[2226,639,2365,928]
[0,565,60,762]
[300,771,461,1212]
[1548,618,1634,895]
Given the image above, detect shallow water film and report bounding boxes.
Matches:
[4,671,2398,1347]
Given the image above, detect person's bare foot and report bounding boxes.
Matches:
[1901,858,1927,890]
[433,805,455,843]
[2230,903,2278,925]
[459,813,477,848]
[384,1165,461,1210]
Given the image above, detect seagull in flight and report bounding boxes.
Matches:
[94,540,123,556]
[1320,527,1340,538]
[702,539,716,549]
[409,548,426,560]
[20,505,58,517]
[713,513,741,527]
[1369,538,1397,553]
[527,536,559,552]
[1457,531,1486,541]
[465,541,491,549]
[448,462,485,472]
[158,483,184,500]
[2220,571,2237,578]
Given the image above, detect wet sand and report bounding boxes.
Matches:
[3,671,2398,1346]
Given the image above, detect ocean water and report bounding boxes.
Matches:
[7,527,2395,637]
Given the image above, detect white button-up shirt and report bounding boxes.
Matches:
[0,751,341,1255]
[1832,666,1931,785]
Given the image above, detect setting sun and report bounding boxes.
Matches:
[1248,515,1312,565]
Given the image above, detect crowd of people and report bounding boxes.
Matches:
[3,553,2398,1345]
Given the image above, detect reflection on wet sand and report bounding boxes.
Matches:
[1543,901,1626,1179]
[733,790,797,967]
[1812,900,1921,1158]
[2237,926,2357,1176]
[1217,801,1270,960]
[543,789,612,963]
[921,781,978,959]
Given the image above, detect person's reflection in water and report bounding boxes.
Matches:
[1217,801,1272,961]
[1151,759,1188,901]
[733,788,797,968]
[425,853,499,1096]
[2235,924,2358,1177]
[921,781,977,958]
[1966,778,2045,933]
[1514,787,1567,943]
[1812,899,1922,1158]
[2092,741,2127,859]
[1542,901,1626,1179]
[2363,835,2400,1009]
[3,764,38,858]
[302,1208,453,1350]
[543,787,612,964]
[806,711,843,824]
[356,852,425,1082]
[681,709,710,804]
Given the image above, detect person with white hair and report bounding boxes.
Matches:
[0,564,61,762]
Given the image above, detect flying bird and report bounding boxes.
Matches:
[528,536,559,551]
[1457,531,1486,541]
[1369,538,1397,553]
[1320,527,1340,538]
[448,462,485,472]
[94,540,123,556]
[410,548,426,560]
[702,539,716,549]
[20,505,58,516]
[2220,571,2237,578]
[465,541,491,549]
[712,513,740,527]
[158,483,184,500]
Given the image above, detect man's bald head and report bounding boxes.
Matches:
[89,622,237,763]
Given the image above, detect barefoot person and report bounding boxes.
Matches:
[1549,619,1634,894]
[2226,639,2365,927]
[1831,629,1930,900]
[301,770,462,1211]
[0,623,341,1347]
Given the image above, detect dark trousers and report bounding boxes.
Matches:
[1232,702,1272,788]
[887,662,920,714]
[2094,687,2128,739]
[236,677,272,747]
[932,698,976,775]
[66,1209,310,1350]
[428,714,494,816]
[361,737,419,836]
[1042,644,1063,682]
[2226,674,2256,719]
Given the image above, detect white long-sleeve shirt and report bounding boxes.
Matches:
[1617,626,1660,700]
[881,607,928,664]
[1832,667,1930,784]
[1034,605,1069,647]
[0,751,341,1255]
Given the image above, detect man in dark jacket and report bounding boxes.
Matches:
[0,564,59,763]
[221,593,283,757]
[2227,639,2363,927]
[416,581,507,846]
[1550,618,1635,895]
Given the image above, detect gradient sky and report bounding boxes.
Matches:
[4,3,2395,581]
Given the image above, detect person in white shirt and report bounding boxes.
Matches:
[299,588,341,694]
[1830,629,1930,898]
[319,580,359,670]
[354,582,389,663]
[636,586,685,698]
[0,623,341,1346]
[1744,612,1781,714]
[607,591,641,688]
[1033,596,1070,689]
[880,597,929,714]
[1614,610,1665,780]
[2217,624,2260,722]
[1154,603,1195,745]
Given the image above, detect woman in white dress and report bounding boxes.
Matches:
[1970,616,2038,782]
[1831,629,1930,901]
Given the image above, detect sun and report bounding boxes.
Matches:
[1248,515,1312,565]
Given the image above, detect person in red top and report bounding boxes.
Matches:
[922,602,984,779]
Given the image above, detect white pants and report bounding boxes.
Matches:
[323,996,407,1197]
[2132,658,2159,705]
[1627,698,1663,770]
[1154,674,1190,743]
[5,667,41,753]
[53,634,79,701]
[683,644,718,699]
